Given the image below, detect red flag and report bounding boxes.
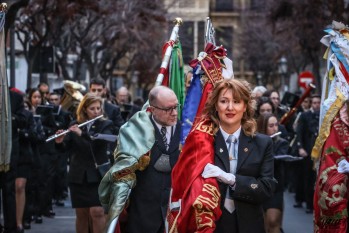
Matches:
[314,114,349,232]
[168,118,222,233]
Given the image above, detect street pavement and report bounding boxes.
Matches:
[24,190,313,233]
[283,191,313,233]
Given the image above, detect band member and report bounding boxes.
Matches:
[55,93,114,233]
[257,113,289,233]
[89,78,124,134]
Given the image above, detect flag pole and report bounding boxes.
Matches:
[0,3,12,173]
[155,18,183,86]
[104,18,183,233]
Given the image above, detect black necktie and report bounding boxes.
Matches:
[161,126,168,149]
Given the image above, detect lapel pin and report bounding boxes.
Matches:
[244,148,248,152]
[251,184,258,189]
[219,148,223,153]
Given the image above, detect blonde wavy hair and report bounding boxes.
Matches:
[76,93,103,123]
[202,79,257,136]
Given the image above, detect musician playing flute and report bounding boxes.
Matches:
[257,113,289,233]
[55,93,114,233]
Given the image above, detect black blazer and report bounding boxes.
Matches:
[56,119,114,184]
[104,101,125,134]
[296,110,319,154]
[214,130,276,233]
[272,137,289,192]
[127,119,181,233]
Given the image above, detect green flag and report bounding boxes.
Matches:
[169,41,185,120]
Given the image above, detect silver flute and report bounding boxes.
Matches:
[270,131,281,138]
[45,115,103,142]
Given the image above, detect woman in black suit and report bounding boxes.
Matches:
[55,93,114,233]
[200,79,276,233]
[257,113,289,233]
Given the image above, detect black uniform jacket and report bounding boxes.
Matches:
[214,130,276,233]
[127,119,181,233]
[56,118,114,184]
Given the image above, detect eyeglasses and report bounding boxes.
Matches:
[152,104,180,114]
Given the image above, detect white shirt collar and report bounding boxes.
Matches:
[220,126,241,143]
[152,116,172,133]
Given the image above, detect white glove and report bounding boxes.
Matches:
[338,159,349,173]
[201,163,236,186]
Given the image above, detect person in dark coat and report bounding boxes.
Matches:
[294,95,321,213]
[89,78,124,134]
[16,104,46,231]
[257,113,289,233]
[0,90,26,233]
[55,93,114,233]
[169,79,276,233]
[126,86,181,233]
[114,86,141,121]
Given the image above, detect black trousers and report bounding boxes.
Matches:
[0,167,17,233]
[215,208,239,233]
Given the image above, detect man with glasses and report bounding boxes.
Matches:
[124,85,181,233]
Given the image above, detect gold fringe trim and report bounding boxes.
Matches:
[138,153,150,171]
[311,89,346,160]
[319,209,348,225]
[329,67,335,81]
[111,154,150,187]
[323,48,329,60]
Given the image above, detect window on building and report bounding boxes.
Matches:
[179,0,195,8]
[215,0,234,11]
[198,21,205,51]
[215,26,233,57]
[179,21,194,64]
[250,0,266,11]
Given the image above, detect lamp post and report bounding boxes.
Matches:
[278,56,288,97]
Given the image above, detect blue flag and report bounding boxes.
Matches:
[180,67,202,145]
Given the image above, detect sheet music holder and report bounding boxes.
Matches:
[52,105,61,115]
[36,105,54,116]
[91,133,118,142]
[274,154,303,162]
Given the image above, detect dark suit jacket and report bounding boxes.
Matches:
[9,90,27,168]
[127,119,181,233]
[272,137,289,192]
[56,119,114,184]
[296,110,319,154]
[119,103,141,121]
[214,130,276,233]
[104,101,124,134]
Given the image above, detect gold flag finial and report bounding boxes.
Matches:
[0,3,7,12]
[173,18,183,26]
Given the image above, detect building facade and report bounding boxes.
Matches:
[166,0,256,83]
